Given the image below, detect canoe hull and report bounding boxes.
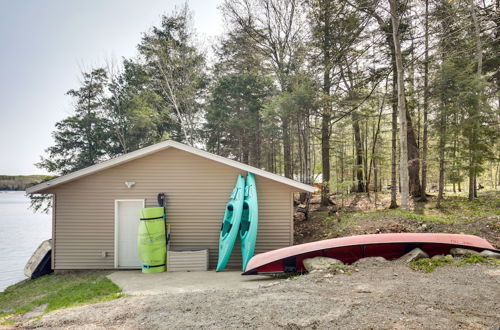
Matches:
[216,174,245,272]
[240,173,258,271]
[243,233,499,275]
[24,239,53,279]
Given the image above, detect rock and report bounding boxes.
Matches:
[355,288,372,293]
[309,195,321,204]
[328,205,339,216]
[328,196,337,206]
[480,250,500,259]
[296,204,307,212]
[398,248,429,263]
[354,284,373,293]
[431,254,444,260]
[449,248,480,257]
[303,256,343,272]
[293,212,306,222]
[353,257,388,267]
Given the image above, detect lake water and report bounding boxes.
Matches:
[0,191,51,292]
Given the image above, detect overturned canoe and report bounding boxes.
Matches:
[24,239,53,279]
[242,233,499,275]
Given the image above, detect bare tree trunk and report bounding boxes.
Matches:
[366,79,386,194]
[406,25,423,199]
[437,104,447,208]
[421,0,429,201]
[282,117,292,178]
[321,107,331,204]
[406,108,423,197]
[340,140,345,193]
[249,110,261,167]
[390,54,398,209]
[321,6,333,205]
[364,119,369,188]
[156,58,193,146]
[352,112,366,192]
[304,117,312,185]
[468,0,482,200]
[390,0,409,210]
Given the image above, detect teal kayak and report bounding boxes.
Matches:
[240,173,259,271]
[216,174,245,272]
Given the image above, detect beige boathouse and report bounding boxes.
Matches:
[27,140,315,270]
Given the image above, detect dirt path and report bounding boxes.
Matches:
[23,263,500,329]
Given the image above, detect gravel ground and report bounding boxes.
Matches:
[22,262,500,329]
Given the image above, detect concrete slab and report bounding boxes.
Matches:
[107,270,277,295]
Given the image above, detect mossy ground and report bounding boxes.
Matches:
[326,192,500,225]
[295,191,500,247]
[0,271,122,322]
[410,254,500,272]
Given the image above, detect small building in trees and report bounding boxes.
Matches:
[27,140,314,270]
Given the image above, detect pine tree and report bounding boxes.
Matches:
[37,68,110,175]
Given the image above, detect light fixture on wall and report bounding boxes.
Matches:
[125,181,136,189]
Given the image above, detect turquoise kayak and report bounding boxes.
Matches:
[216,174,245,272]
[240,173,259,271]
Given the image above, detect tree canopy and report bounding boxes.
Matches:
[36,0,500,210]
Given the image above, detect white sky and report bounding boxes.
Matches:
[0,0,223,175]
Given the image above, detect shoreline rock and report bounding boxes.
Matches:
[303,256,343,272]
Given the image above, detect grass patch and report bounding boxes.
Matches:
[0,271,122,316]
[271,272,303,279]
[409,255,454,272]
[410,254,500,272]
[329,263,354,275]
[0,319,15,326]
[456,254,500,266]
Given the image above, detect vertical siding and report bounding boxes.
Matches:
[48,148,296,269]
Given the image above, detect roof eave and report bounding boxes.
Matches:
[26,140,317,194]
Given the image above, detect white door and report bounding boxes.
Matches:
[115,200,144,268]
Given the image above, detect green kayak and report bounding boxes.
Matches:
[138,207,166,273]
[216,174,245,272]
[240,173,259,271]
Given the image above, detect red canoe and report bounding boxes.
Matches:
[243,233,498,275]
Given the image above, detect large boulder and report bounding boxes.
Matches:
[449,248,480,257]
[328,205,340,216]
[303,256,343,272]
[353,257,388,268]
[397,248,429,263]
[294,212,306,222]
[309,195,321,204]
[480,250,500,259]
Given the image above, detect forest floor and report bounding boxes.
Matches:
[294,190,500,248]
